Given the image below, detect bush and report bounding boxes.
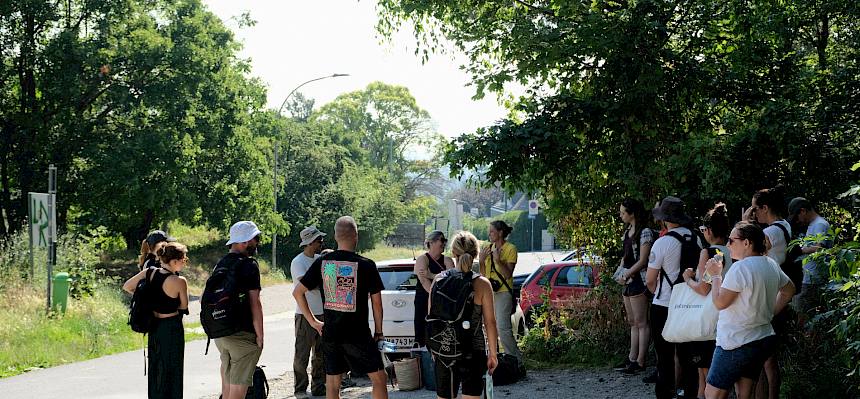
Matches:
[521,268,627,368]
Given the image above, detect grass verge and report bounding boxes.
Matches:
[360,244,422,262]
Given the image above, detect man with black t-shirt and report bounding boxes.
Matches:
[214,221,264,399]
[293,216,389,399]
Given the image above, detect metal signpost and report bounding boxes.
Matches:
[47,166,57,312]
[528,200,539,252]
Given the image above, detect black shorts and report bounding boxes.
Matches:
[623,275,648,297]
[320,337,384,375]
[435,353,487,399]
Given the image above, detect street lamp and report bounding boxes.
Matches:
[272,73,349,271]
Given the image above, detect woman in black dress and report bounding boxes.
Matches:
[413,230,454,347]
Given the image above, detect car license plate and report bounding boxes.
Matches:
[388,337,414,349]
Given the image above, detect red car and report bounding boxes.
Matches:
[518,254,602,326]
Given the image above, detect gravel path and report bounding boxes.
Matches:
[257,367,654,399]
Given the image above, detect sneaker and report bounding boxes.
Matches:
[642,369,658,383]
[340,377,357,388]
[613,358,632,371]
[621,361,645,375]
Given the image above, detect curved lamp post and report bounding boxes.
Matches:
[272,73,349,270]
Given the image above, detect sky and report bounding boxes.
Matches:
[202,0,509,139]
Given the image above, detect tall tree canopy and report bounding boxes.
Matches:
[0,0,282,247]
[377,0,860,249]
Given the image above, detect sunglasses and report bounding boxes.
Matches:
[727,235,744,245]
[699,226,708,233]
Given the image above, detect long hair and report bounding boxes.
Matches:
[621,198,648,243]
[138,239,152,269]
[451,231,479,273]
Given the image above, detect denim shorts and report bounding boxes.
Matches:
[707,335,777,390]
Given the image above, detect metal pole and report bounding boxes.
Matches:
[46,165,57,313]
[272,143,278,271]
[28,193,34,279]
[530,217,535,252]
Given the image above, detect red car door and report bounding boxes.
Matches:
[549,263,595,308]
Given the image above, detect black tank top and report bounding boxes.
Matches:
[415,253,446,300]
[150,270,181,314]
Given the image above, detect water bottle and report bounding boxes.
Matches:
[703,250,724,284]
[485,371,494,399]
[377,340,397,353]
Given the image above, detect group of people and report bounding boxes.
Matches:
[615,188,830,399]
[124,221,264,399]
[291,218,524,399]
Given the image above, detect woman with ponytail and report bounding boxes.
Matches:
[431,231,498,399]
[124,242,189,398]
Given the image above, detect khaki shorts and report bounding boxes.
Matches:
[215,331,262,386]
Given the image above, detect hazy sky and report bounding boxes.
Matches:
[202,0,508,139]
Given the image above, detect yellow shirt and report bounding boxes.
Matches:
[481,241,518,292]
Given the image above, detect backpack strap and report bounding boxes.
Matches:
[770,222,791,248]
[489,246,513,292]
[657,231,689,298]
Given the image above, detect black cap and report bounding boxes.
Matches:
[146,230,176,247]
[652,196,693,225]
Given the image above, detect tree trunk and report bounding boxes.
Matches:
[124,209,155,251]
[11,12,39,231]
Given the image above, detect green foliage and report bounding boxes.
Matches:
[521,273,626,368]
[377,0,860,255]
[0,0,282,248]
[402,195,437,224]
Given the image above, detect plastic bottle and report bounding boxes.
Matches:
[377,340,397,353]
[703,250,724,284]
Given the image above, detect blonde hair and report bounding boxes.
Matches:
[451,231,478,273]
[138,240,166,269]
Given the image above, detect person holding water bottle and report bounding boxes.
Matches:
[681,203,733,399]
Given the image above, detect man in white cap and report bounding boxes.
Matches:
[291,226,327,397]
[215,221,264,399]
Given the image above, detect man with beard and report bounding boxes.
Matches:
[291,226,327,397]
[215,221,265,399]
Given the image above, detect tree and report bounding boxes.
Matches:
[0,0,282,248]
[377,0,860,251]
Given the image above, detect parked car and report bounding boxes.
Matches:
[518,255,602,327]
[368,258,527,354]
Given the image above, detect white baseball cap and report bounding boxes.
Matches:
[225,221,262,245]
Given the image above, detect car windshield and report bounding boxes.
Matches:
[378,268,417,290]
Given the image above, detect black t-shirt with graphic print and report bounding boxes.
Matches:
[300,250,384,343]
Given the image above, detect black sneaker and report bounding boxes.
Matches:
[642,369,658,383]
[622,361,645,375]
[613,358,632,371]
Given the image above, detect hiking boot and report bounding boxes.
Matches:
[613,358,632,371]
[621,361,645,375]
[642,369,658,383]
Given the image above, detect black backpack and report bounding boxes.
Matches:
[426,270,477,369]
[246,366,269,399]
[660,231,704,298]
[492,353,525,386]
[201,254,247,351]
[770,222,803,292]
[128,267,157,333]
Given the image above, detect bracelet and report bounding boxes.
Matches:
[711,275,722,281]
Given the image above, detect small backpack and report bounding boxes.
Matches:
[770,222,803,292]
[246,366,269,399]
[128,267,157,333]
[201,254,247,351]
[426,270,477,369]
[660,231,704,298]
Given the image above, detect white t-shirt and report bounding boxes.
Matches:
[716,256,791,350]
[648,227,704,307]
[802,216,831,284]
[291,253,324,316]
[763,220,791,265]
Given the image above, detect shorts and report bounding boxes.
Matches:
[435,353,487,399]
[215,331,262,386]
[321,337,384,375]
[683,340,716,369]
[707,335,776,390]
[623,275,648,297]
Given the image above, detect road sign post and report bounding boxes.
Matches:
[528,200,539,252]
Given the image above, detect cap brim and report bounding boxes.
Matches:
[299,232,325,247]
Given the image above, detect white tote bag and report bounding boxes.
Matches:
[661,283,718,343]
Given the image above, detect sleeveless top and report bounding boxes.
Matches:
[150,270,181,314]
[470,303,486,352]
[416,253,446,301]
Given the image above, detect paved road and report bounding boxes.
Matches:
[0,284,298,399]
